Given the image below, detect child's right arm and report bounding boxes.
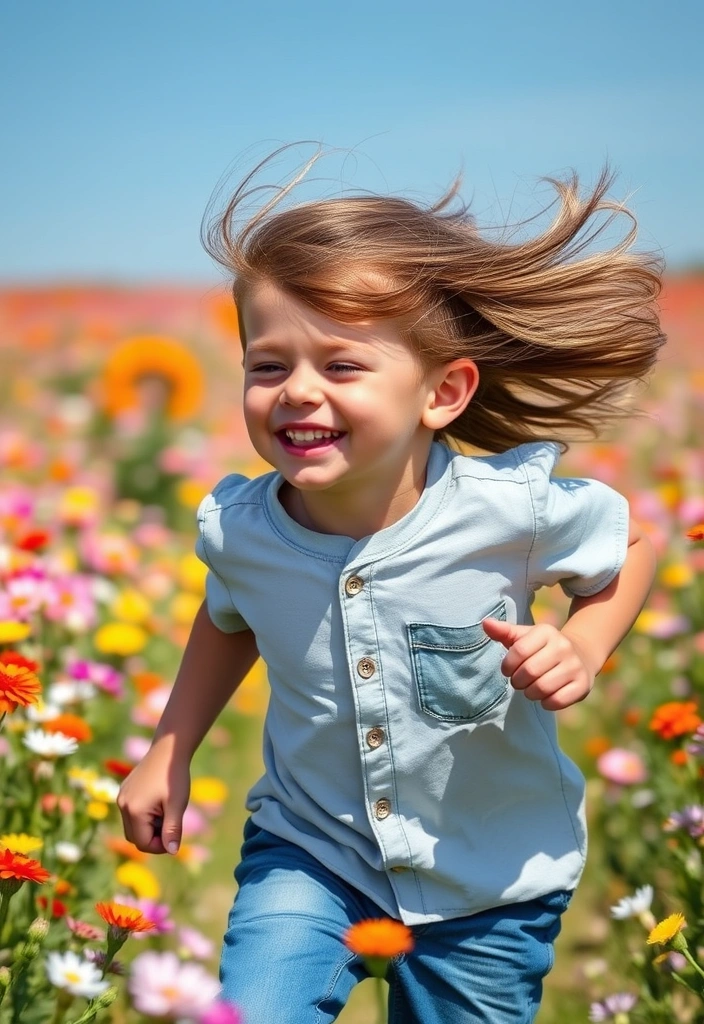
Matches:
[117,599,259,855]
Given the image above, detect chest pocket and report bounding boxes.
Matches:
[407,601,509,722]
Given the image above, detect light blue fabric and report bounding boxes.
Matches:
[196,441,629,926]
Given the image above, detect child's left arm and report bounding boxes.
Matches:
[482,518,656,711]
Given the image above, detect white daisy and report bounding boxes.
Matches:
[48,680,96,706]
[55,841,82,864]
[23,729,78,759]
[25,700,63,723]
[46,950,110,999]
[610,884,654,922]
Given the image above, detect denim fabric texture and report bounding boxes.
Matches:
[196,440,629,925]
[220,822,573,1023]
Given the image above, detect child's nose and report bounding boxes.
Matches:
[279,367,323,406]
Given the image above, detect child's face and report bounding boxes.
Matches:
[240,281,441,500]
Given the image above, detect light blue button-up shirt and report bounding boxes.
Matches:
[196,441,629,925]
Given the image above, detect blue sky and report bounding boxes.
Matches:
[2,0,702,282]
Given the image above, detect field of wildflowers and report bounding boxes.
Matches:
[0,279,702,1023]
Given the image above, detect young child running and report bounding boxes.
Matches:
[118,149,664,1023]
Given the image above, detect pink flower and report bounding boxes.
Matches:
[182,805,207,838]
[117,896,174,937]
[67,659,124,698]
[199,1002,242,1024]
[178,926,215,960]
[128,951,220,1018]
[123,735,151,762]
[597,748,648,786]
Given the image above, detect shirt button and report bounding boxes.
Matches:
[366,727,385,749]
[374,798,391,820]
[344,575,364,596]
[357,658,376,679]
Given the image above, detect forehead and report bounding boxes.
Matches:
[240,281,404,353]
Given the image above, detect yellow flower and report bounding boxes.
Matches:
[177,479,209,510]
[87,801,109,820]
[190,777,228,807]
[0,833,43,855]
[0,621,32,644]
[647,913,686,945]
[169,592,202,627]
[58,486,99,527]
[111,589,152,624]
[115,861,160,900]
[94,622,148,656]
[177,553,207,594]
[660,563,694,589]
[68,766,99,790]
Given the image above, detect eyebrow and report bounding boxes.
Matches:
[245,335,371,353]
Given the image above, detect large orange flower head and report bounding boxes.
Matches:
[43,713,93,743]
[344,918,414,976]
[0,848,51,895]
[0,657,41,715]
[95,900,155,935]
[101,335,204,421]
[650,701,702,740]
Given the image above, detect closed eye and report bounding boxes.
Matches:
[328,363,363,374]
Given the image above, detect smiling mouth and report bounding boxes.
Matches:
[278,429,344,449]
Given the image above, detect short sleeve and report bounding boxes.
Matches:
[526,444,630,598]
[195,483,250,634]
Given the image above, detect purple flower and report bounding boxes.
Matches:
[686,724,704,757]
[589,992,637,1021]
[663,805,704,838]
[67,658,124,698]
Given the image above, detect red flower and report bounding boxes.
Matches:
[0,848,51,894]
[16,529,52,552]
[103,758,134,779]
[0,660,42,715]
[37,896,68,918]
[685,524,704,541]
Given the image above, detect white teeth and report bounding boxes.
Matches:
[285,429,341,442]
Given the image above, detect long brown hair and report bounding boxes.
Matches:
[202,146,665,453]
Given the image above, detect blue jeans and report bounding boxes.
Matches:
[219,820,572,1023]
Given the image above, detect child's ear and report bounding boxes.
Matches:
[422,359,479,431]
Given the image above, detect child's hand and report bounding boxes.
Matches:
[482,617,596,711]
[117,739,191,855]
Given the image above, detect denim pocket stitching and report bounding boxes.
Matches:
[408,601,508,722]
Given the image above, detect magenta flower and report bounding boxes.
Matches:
[596,748,648,786]
[117,896,174,937]
[67,658,124,698]
[199,1001,243,1024]
[43,574,97,631]
[129,951,220,1018]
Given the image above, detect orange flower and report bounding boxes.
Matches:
[670,749,689,766]
[130,670,165,696]
[0,659,42,714]
[650,701,702,740]
[584,736,611,758]
[344,918,414,959]
[0,848,51,891]
[95,900,154,934]
[43,713,93,743]
[105,836,148,862]
[685,524,704,541]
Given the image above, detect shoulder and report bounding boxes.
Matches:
[197,471,276,523]
[447,441,561,486]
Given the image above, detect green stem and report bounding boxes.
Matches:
[50,990,74,1024]
[669,970,704,999]
[681,948,704,988]
[374,976,387,1024]
[0,892,14,946]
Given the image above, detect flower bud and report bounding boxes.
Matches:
[27,917,50,942]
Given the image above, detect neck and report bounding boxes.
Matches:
[282,454,431,541]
